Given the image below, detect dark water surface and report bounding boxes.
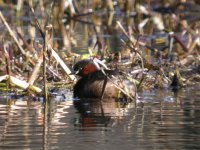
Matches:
[0,86,199,150]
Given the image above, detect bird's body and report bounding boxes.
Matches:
[73,59,135,100]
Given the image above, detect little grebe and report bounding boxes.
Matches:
[73,59,135,100]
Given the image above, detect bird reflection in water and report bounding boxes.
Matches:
[73,98,132,128]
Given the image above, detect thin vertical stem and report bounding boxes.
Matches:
[3,45,11,89]
[43,28,49,103]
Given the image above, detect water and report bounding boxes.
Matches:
[0,86,199,150]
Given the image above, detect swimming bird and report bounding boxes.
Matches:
[73,58,135,100]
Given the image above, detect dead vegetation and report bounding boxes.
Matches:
[0,0,199,99]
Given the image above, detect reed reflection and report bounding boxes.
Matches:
[0,97,44,149]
